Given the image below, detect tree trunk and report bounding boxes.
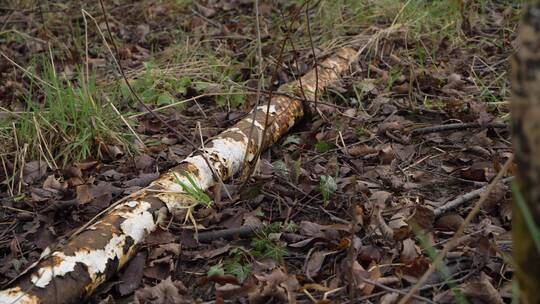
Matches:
[511,2,540,303]
[0,48,357,304]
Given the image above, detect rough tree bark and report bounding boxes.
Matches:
[0,48,357,304]
[511,2,540,303]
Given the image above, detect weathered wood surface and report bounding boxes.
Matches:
[0,48,356,304]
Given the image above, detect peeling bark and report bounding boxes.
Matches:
[0,48,357,304]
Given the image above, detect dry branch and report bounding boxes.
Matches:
[410,122,507,135]
[434,176,514,217]
[0,48,357,304]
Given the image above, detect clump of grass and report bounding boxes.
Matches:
[1,59,131,167]
[171,171,213,230]
[292,0,463,51]
[174,172,212,207]
[120,38,246,113]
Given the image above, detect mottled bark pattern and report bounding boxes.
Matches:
[0,48,357,304]
[511,2,540,303]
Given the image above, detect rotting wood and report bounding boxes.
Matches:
[0,47,357,304]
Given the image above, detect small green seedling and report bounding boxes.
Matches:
[207,263,225,277]
[251,222,290,263]
[320,175,337,205]
[207,248,253,283]
[315,141,333,153]
[224,248,253,283]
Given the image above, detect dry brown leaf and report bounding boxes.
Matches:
[305,251,329,279]
[435,214,464,232]
[461,272,503,304]
[134,277,190,304]
[400,238,419,263]
[117,252,146,296]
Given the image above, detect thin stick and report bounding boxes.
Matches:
[1,155,13,197]
[33,115,58,170]
[305,0,319,111]
[241,0,265,169]
[197,225,256,243]
[359,276,436,304]
[434,176,514,217]
[398,156,513,304]
[127,92,239,118]
[11,122,19,195]
[0,51,54,89]
[108,100,146,149]
[411,122,507,135]
[240,1,310,189]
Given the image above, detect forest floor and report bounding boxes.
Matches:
[0,1,521,303]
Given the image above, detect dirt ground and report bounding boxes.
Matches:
[0,1,520,303]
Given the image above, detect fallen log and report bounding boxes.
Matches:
[0,48,357,304]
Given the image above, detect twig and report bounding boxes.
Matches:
[398,156,513,304]
[108,100,146,149]
[127,92,241,118]
[241,0,265,170]
[358,276,436,304]
[347,199,358,300]
[197,225,256,243]
[434,176,514,217]
[305,0,319,111]
[411,122,507,135]
[0,51,55,89]
[239,1,309,189]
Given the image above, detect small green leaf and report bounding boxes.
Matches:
[230,94,245,108]
[157,94,175,105]
[175,77,192,94]
[193,81,209,91]
[132,78,147,91]
[207,264,225,277]
[225,262,252,283]
[315,141,333,153]
[141,88,157,103]
[216,95,227,106]
[143,61,156,70]
[355,127,367,138]
[120,83,131,98]
[282,135,301,147]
